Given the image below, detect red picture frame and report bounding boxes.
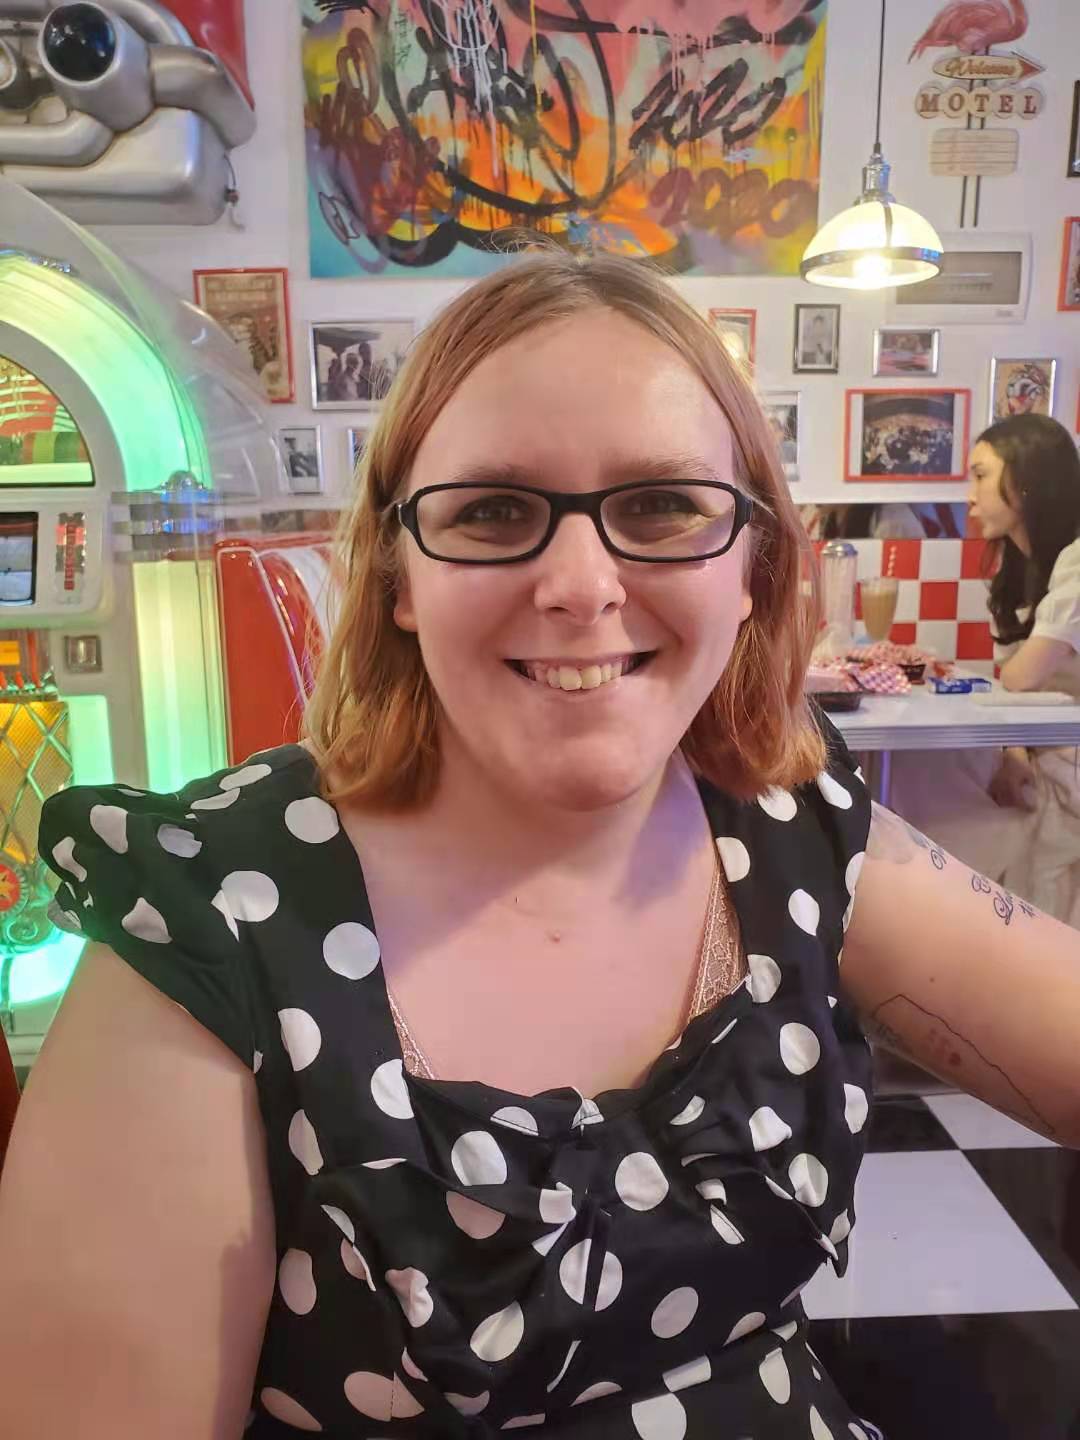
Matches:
[707,307,757,369]
[1057,218,1080,312]
[844,387,972,484]
[193,266,296,403]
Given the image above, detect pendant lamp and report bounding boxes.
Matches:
[801,0,943,291]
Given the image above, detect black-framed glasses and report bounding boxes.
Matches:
[394,480,754,565]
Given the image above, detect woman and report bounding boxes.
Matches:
[892,413,1080,925]
[1,254,1078,1439]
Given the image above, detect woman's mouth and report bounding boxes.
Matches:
[505,653,655,692]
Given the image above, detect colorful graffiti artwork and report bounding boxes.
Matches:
[300,0,829,278]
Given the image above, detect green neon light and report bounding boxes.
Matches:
[68,694,115,785]
[7,930,84,1009]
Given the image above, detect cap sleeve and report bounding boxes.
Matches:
[39,781,253,1066]
[1032,538,1080,651]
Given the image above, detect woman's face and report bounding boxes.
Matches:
[394,310,755,812]
[966,440,1021,542]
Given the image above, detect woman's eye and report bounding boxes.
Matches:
[457,499,526,524]
[624,490,697,516]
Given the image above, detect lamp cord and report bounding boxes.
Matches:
[874,0,887,152]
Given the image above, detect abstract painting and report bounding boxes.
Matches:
[300,0,829,278]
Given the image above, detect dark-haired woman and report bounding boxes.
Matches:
[893,414,1080,925]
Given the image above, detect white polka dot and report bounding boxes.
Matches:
[447,1190,505,1239]
[651,1287,698,1339]
[492,1106,538,1135]
[780,1022,821,1076]
[220,870,278,923]
[748,953,781,1003]
[758,1347,791,1404]
[279,1249,317,1315]
[253,1050,263,1074]
[817,772,853,809]
[121,898,170,944]
[817,1233,839,1261]
[559,1239,622,1309]
[844,1084,869,1134]
[788,889,820,935]
[849,1424,869,1440]
[573,1382,622,1405]
[709,1205,745,1244]
[288,1110,324,1176]
[363,1157,406,1170]
[157,824,201,858]
[343,1372,422,1421]
[470,1300,524,1361]
[221,762,273,790]
[279,1009,322,1072]
[845,851,865,895]
[191,789,240,811]
[758,787,798,822]
[811,1405,835,1440]
[340,1241,375,1289]
[452,1131,508,1187]
[385,1267,433,1327]
[781,1281,808,1308]
[321,1205,354,1243]
[695,1179,727,1203]
[716,836,750,882]
[323,921,380,980]
[843,897,855,933]
[260,1387,322,1431]
[447,1391,489,1416]
[51,836,87,882]
[772,1320,798,1341]
[211,890,238,940]
[539,1183,576,1223]
[631,1391,687,1440]
[533,1220,569,1258]
[370,1058,413,1119]
[712,1016,739,1044]
[828,993,838,1006]
[663,1355,711,1393]
[572,1096,604,1127]
[789,1153,829,1208]
[725,1312,766,1345]
[670,1095,705,1127]
[766,1176,794,1203]
[830,1210,852,1245]
[401,1348,427,1382]
[89,804,128,854]
[547,1340,579,1392]
[503,1415,545,1429]
[615,1152,669,1212]
[116,786,146,797]
[749,1106,792,1152]
[285,796,340,844]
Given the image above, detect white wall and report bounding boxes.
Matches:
[88,0,1080,506]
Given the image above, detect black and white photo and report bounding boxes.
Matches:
[277,427,323,494]
[793,304,840,373]
[310,320,414,409]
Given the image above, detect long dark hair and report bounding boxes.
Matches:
[978,415,1080,646]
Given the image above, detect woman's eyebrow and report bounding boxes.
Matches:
[439,457,730,488]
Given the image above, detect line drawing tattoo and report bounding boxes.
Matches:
[868,803,947,869]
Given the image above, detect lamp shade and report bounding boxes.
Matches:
[801,198,944,290]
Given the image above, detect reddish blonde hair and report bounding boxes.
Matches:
[304,250,825,805]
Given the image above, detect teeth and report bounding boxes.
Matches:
[522,658,641,690]
[580,666,603,690]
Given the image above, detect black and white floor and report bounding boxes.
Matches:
[806,1091,1080,1440]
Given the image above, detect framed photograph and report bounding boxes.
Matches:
[873,328,940,378]
[793,304,840,374]
[193,267,294,403]
[844,389,972,483]
[347,426,369,471]
[708,308,756,369]
[761,391,800,482]
[1069,81,1080,179]
[889,231,1031,325]
[277,426,323,495]
[309,319,414,409]
[1058,219,1080,312]
[989,358,1058,423]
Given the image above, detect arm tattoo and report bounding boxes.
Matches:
[866,995,1057,1139]
[868,802,947,869]
[970,873,1038,926]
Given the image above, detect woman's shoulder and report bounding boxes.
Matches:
[1048,536,1080,589]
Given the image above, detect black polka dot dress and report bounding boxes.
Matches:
[40,726,877,1439]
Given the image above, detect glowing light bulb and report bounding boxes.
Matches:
[853,253,891,287]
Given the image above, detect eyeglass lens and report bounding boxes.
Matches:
[414,484,738,561]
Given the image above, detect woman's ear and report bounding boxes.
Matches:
[393,575,417,632]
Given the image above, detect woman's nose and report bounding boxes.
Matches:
[531,515,627,624]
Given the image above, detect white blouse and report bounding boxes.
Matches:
[995,537,1080,698]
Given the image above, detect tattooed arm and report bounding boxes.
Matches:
[841,803,1080,1147]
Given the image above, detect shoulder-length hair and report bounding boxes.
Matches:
[304,249,825,807]
[977,414,1080,646]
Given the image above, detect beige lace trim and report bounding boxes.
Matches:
[390,856,746,1083]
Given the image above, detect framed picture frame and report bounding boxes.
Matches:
[277,426,323,495]
[1058,218,1080,312]
[761,391,800,482]
[707,308,756,369]
[844,388,972,483]
[193,267,295,403]
[793,304,840,374]
[889,231,1032,325]
[1069,81,1080,179]
[309,319,415,409]
[989,358,1058,423]
[873,328,940,379]
[347,426,369,472]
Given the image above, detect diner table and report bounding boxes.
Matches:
[831,686,1080,806]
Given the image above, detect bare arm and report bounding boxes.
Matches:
[842,804,1080,1147]
[0,944,275,1439]
[999,634,1073,692]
